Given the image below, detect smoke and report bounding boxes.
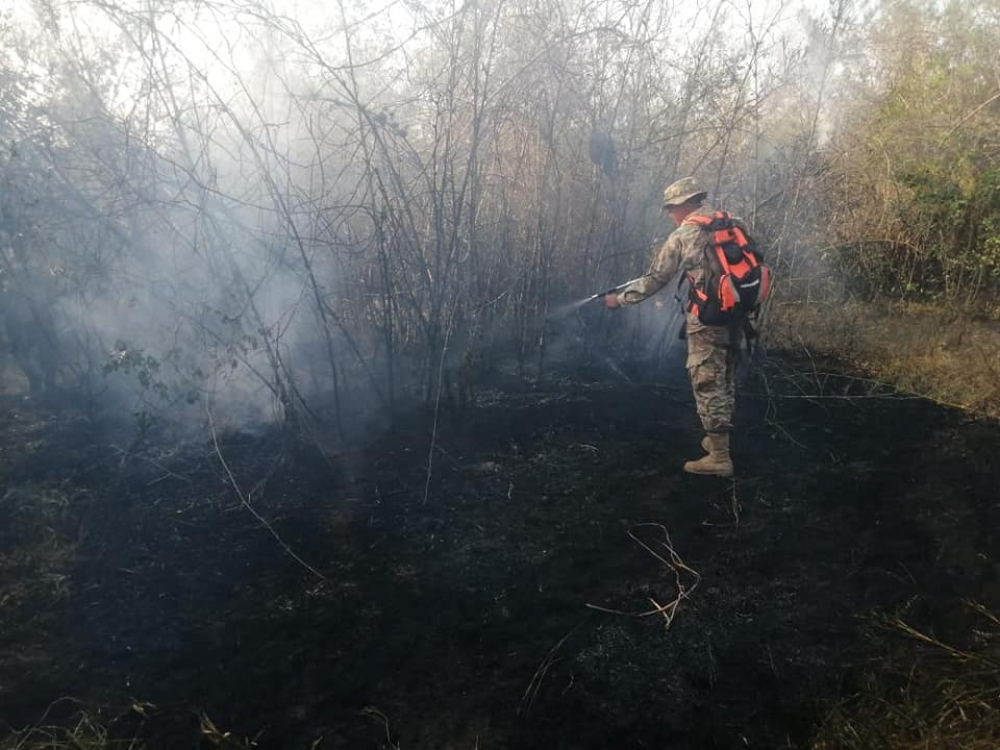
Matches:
[0,3,363,436]
[0,0,858,441]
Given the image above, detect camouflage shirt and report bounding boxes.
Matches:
[616,205,753,332]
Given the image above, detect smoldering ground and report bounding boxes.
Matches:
[2,339,999,749]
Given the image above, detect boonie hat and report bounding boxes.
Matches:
[662,177,707,207]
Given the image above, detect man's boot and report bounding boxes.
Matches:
[684,432,733,477]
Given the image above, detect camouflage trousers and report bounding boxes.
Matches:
[685,315,737,434]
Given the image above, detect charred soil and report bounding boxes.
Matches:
[1,354,998,749]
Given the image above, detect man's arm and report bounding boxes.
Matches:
[614,232,684,307]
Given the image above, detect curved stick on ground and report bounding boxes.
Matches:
[586,523,700,628]
[206,401,327,582]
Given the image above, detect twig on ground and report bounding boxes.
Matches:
[586,523,700,628]
[891,618,994,666]
[754,362,814,451]
[109,444,193,485]
[520,628,575,716]
[750,392,927,402]
[360,707,400,750]
[205,402,327,582]
[968,600,1000,630]
[423,316,455,505]
[796,332,824,394]
[768,346,977,412]
[199,713,261,749]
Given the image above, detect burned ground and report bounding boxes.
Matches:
[1,354,998,749]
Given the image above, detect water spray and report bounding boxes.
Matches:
[548,276,647,320]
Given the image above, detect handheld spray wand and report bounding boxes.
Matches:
[546,275,647,320]
[584,276,646,303]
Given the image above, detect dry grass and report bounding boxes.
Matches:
[0,708,142,750]
[766,300,1000,417]
[1,707,261,750]
[811,603,1000,750]
[0,486,77,615]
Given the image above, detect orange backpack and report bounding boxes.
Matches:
[682,211,771,326]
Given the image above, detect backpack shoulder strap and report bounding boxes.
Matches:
[681,214,711,228]
[683,211,735,228]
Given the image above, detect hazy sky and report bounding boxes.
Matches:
[7,0,822,109]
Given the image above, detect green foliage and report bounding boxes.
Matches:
[102,340,169,398]
[101,341,176,435]
[889,166,1000,298]
[824,0,1000,309]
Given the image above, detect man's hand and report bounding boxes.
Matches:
[604,293,621,310]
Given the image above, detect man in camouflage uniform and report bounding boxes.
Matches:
[605,177,749,477]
